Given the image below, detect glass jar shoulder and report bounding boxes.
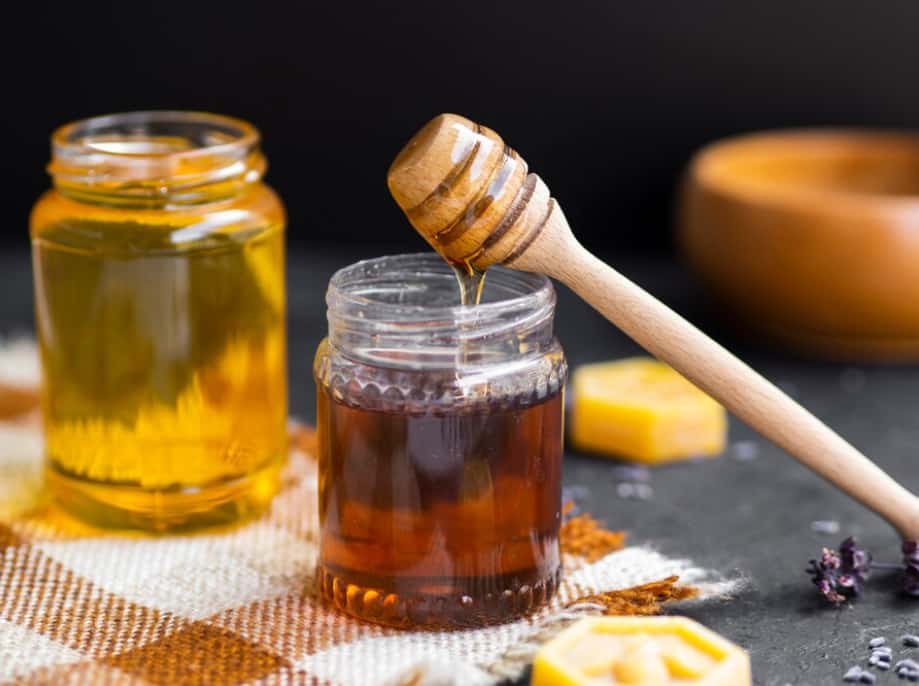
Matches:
[30,184,285,255]
[314,337,567,413]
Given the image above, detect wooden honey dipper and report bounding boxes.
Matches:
[388,113,919,542]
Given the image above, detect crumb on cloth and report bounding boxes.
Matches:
[560,506,627,562]
[570,575,699,616]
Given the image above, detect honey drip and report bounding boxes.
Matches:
[452,261,487,306]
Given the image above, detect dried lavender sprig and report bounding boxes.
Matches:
[903,541,919,597]
[808,538,919,604]
[807,538,872,605]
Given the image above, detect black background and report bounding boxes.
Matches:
[4,0,919,256]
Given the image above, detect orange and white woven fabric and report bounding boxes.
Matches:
[0,341,738,685]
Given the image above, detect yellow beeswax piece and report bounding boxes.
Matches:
[532,616,751,686]
[569,358,726,464]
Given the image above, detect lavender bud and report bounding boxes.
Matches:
[807,538,871,604]
[903,541,919,597]
[843,666,863,682]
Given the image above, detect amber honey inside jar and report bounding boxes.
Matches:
[30,111,287,531]
[314,254,567,628]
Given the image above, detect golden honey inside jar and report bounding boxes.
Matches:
[314,255,567,628]
[30,111,287,531]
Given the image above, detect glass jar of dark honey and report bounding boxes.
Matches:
[314,254,567,628]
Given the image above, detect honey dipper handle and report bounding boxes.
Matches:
[513,198,919,540]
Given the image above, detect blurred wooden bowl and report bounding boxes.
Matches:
[679,129,919,361]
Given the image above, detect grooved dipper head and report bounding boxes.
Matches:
[388,113,551,271]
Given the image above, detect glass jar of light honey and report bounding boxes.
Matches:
[30,111,287,531]
[314,254,567,628]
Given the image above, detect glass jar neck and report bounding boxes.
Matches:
[326,254,557,370]
[47,111,266,209]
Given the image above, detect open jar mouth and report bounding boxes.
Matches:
[48,111,265,202]
[326,254,557,368]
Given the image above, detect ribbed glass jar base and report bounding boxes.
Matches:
[317,563,562,629]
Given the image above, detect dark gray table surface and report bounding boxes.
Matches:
[3,247,918,686]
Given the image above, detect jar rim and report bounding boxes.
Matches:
[327,253,553,321]
[325,253,557,369]
[51,110,259,162]
[47,111,265,202]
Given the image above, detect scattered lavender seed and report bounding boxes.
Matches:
[898,659,919,671]
[811,520,841,535]
[904,636,919,647]
[616,483,636,498]
[614,482,654,500]
[731,440,758,462]
[610,464,651,483]
[873,648,893,657]
[870,637,887,648]
[869,655,881,666]
[859,671,877,684]
[877,662,891,671]
[633,483,653,500]
[844,666,863,682]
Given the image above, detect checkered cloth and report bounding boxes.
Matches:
[0,342,738,685]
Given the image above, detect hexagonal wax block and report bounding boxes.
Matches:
[532,616,750,686]
[569,358,726,464]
